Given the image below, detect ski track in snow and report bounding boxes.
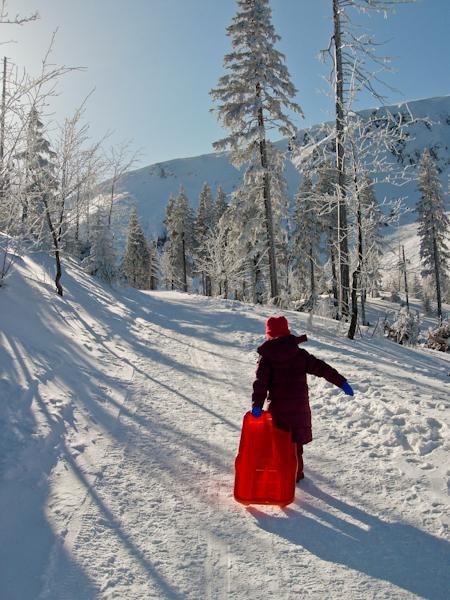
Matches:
[1,255,450,600]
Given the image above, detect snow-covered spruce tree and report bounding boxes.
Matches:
[122,208,151,289]
[411,274,423,300]
[17,107,58,239]
[230,170,268,303]
[361,178,384,300]
[416,148,450,321]
[224,142,289,305]
[14,107,95,296]
[162,194,177,290]
[163,188,194,293]
[422,293,433,317]
[426,319,450,352]
[195,182,215,295]
[210,0,302,302]
[195,205,248,300]
[146,237,159,291]
[194,186,231,297]
[383,307,420,346]
[291,176,322,308]
[214,185,228,225]
[0,46,78,289]
[83,207,117,283]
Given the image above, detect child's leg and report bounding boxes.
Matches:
[296,444,304,481]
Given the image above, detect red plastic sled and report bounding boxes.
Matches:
[234,410,298,507]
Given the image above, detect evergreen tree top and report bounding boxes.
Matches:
[211,0,302,161]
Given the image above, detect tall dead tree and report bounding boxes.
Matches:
[323,0,415,318]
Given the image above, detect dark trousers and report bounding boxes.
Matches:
[296,443,304,475]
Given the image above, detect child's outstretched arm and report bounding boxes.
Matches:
[251,356,271,411]
[305,351,353,394]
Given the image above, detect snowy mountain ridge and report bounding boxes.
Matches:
[112,95,450,237]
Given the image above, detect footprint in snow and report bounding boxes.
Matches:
[417,440,440,456]
[419,462,435,470]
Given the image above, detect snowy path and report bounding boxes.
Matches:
[1,258,449,599]
[39,291,449,600]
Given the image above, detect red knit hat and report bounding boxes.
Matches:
[265,316,291,339]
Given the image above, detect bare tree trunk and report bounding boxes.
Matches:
[182,232,187,293]
[361,289,367,325]
[348,167,363,339]
[0,57,6,165]
[57,166,68,244]
[329,234,339,318]
[0,57,7,209]
[256,83,278,301]
[42,196,64,296]
[402,244,410,312]
[432,228,442,321]
[348,267,360,339]
[85,196,90,243]
[75,184,80,243]
[252,255,264,304]
[22,200,28,225]
[333,0,350,317]
[108,177,116,228]
[309,244,315,297]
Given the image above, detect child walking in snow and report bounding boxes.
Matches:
[251,316,354,482]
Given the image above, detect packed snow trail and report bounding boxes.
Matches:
[1,255,449,599]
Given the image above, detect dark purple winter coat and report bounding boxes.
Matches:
[251,334,346,445]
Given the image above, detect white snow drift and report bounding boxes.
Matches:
[1,252,449,599]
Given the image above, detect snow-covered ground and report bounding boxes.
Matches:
[1,254,449,600]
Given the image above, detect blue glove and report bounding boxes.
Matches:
[251,406,262,418]
[341,381,354,396]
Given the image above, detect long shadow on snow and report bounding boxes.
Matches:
[119,288,264,350]
[50,276,247,432]
[6,341,233,595]
[60,443,188,600]
[249,480,450,600]
[309,334,449,395]
[0,336,97,600]
[53,273,247,388]
[99,390,234,475]
[1,303,230,596]
[52,296,210,383]
[2,327,231,598]
[27,282,239,439]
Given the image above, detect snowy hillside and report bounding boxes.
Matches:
[112,95,450,237]
[1,251,449,599]
[382,217,450,284]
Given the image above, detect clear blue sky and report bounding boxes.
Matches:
[8,0,450,167]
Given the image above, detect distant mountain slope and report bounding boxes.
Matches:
[113,95,450,238]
